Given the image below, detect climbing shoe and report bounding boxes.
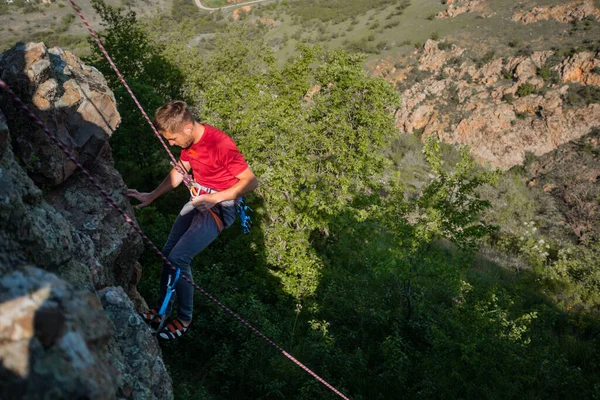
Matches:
[140,308,161,330]
[158,317,192,341]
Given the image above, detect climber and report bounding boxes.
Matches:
[127,100,258,340]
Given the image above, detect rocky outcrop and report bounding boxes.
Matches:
[0,43,172,399]
[0,266,119,399]
[512,0,600,25]
[418,39,466,72]
[437,0,487,19]
[372,40,600,169]
[555,51,600,87]
[0,42,120,186]
[99,287,173,400]
[233,5,252,20]
[0,41,146,305]
[523,128,600,243]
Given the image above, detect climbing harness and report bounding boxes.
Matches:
[155,268,181,334]
[2,81,348,400]
[189,182,253,234]
[189,181,213,198]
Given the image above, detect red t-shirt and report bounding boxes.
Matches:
[180,124,249,192]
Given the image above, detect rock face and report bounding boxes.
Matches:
[0,42,120,186]
[512,0,600,25]
[437,0,487,19]
[0,43,173,399]
[523,128,600,243]
[372,39,600,169]
[0,267,119,399]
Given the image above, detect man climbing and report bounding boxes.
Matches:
[127,100,258,340]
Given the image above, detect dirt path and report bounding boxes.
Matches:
[194,0,274,11]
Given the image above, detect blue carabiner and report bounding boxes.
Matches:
[236,197,253,234]
[158,268,181,317]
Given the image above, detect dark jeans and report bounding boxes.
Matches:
[157,199,238,321]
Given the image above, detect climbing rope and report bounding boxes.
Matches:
[0,78,349,399]
[67,0,193,189]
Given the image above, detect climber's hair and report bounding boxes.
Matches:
[153,100,195,134]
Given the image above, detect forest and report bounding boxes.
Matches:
[81,0,600,398]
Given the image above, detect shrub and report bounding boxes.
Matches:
[516,82,535,97]
[384,19,400,29]
[516,45,533,57]
[438,41,452,51]
[508,39,520,48]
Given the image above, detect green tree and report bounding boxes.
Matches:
[183,26,399,298]
[86,0,186,189]
[383,136,498,319]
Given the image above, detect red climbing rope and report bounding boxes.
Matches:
[67,0,193,188]
[0,78,350,399]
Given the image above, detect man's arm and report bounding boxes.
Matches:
[191,167,258,212]
[127,160,191,208]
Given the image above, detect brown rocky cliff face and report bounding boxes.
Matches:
[0,43,173,399]
[512,0,600,24]
[524,128,600,243]
[437,0,488,19]
[374,39,600,170]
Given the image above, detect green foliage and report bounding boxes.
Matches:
[537,65,560,84]
[417,137,498,252]
[536,240,600,309]
[502,92,514,104]
[87,0,183,97]
[565,84,600,106]
[517,82,536,97]
[86,0,186,189]
[378,137,498,318]
[344,36,382,54]
[475,50,496,68]
[55,13,75,34]
[280,0,404,24]
[187,27,399,298]
[91,9,600,399]
[420,281,586,398]
[508,39,520,48]
[170,0,202,22]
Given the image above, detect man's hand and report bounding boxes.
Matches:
[127,189,154,209]
[191,193,219,212]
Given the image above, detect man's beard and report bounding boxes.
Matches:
[181,137,195,149]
